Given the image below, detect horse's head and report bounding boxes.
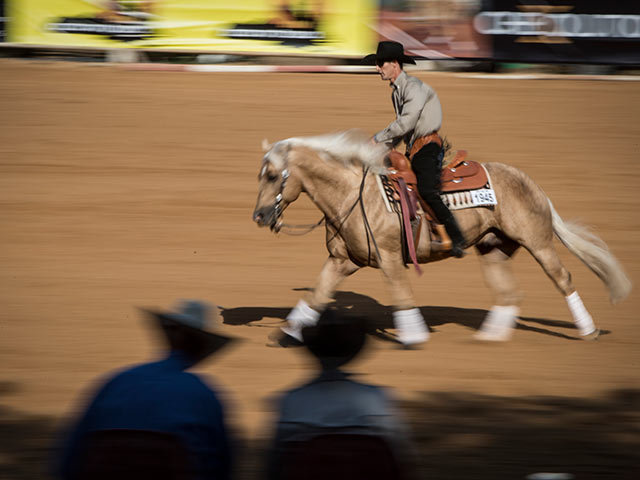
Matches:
[252,140,302,232]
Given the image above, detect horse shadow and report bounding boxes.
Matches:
[219,290,605,341]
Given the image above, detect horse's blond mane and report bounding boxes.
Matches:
[265,129,388,172]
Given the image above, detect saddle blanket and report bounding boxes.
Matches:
[441,184,497,210]
[376,166,498,215]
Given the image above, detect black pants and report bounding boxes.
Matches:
[411,142,465,246]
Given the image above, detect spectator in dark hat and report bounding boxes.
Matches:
[57,300,237,480]
[267,309,413,479]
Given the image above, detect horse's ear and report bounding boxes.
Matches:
[262,139,272,152]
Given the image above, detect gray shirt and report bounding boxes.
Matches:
[273,370,403,439]
[373,70,442,152]
[267,369,414,478]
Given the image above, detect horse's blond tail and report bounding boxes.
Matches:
[548,199,632,304]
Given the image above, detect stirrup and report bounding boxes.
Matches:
[434,224,451,250]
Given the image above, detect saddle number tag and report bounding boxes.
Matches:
[471,188,497,206]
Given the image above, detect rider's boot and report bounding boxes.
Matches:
[415,173,467,258]
[441,211,466,258]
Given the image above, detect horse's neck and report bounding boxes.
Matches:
[295,154,364,218]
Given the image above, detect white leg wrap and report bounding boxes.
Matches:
[282,300,321,342]
[566,292,597,336]
[393,308,429,345]
[475,305,518,341]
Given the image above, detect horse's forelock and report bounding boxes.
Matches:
[262,141,288,170]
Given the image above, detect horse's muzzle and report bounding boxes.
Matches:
[253,206,278,230]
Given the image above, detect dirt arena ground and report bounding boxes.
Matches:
[1,59,639,479]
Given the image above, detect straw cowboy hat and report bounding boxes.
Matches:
[301,309,368,369]
[362,41,416,66]
[143,300,235,361]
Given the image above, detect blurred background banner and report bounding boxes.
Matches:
[1,0,5,42]
[373,1,491,60]
[475,0,640,65]
[7,0,639,63]
[8,0,377,57]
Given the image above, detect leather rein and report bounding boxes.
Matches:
[269,164,383,266]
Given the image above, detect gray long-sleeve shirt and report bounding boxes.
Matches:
[373,70,442,152]
[267,369,415,479]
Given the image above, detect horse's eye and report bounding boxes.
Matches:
[266,173,278,182]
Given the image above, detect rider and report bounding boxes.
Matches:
[364,41,466,258]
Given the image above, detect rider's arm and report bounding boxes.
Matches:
[373,80,429,144]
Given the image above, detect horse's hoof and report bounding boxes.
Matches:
[473,330,511,342]
[581,329,600,341]
[396,326,430,347]
[397,333,429,349]
[266,330,304,348]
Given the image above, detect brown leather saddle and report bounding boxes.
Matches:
[388,149,488,195]
[386,149,488,262]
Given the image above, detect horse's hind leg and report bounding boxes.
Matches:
[525,244,599,338]
[475,234,522,341]
[280,256,360,342]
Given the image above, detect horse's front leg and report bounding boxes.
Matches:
[382,260,430,347]
[281,256,360,342]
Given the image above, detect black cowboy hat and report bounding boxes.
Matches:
[362,41,416,66]
[142,300,236,363]
[301,309,367,369]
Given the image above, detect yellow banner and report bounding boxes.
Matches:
[9,0,377,57]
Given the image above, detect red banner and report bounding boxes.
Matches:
[373,0,491,60]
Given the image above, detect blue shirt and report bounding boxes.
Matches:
[58,351,231,480]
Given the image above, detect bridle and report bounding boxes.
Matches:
[264,162,324,235]
[272,167,289,231]
[263,160,383,265]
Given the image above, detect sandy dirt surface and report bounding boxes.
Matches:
[1,59,639,479]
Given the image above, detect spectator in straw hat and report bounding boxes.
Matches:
[57,300,237,480]
[267,309,414,479]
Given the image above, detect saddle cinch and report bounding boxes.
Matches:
[385,149,489,268]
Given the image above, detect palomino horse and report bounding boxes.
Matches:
[252,130,631,347]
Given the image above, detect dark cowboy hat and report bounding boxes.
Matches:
[301,309,367,369]
[362,41,416,66]
[142,300,236,362]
